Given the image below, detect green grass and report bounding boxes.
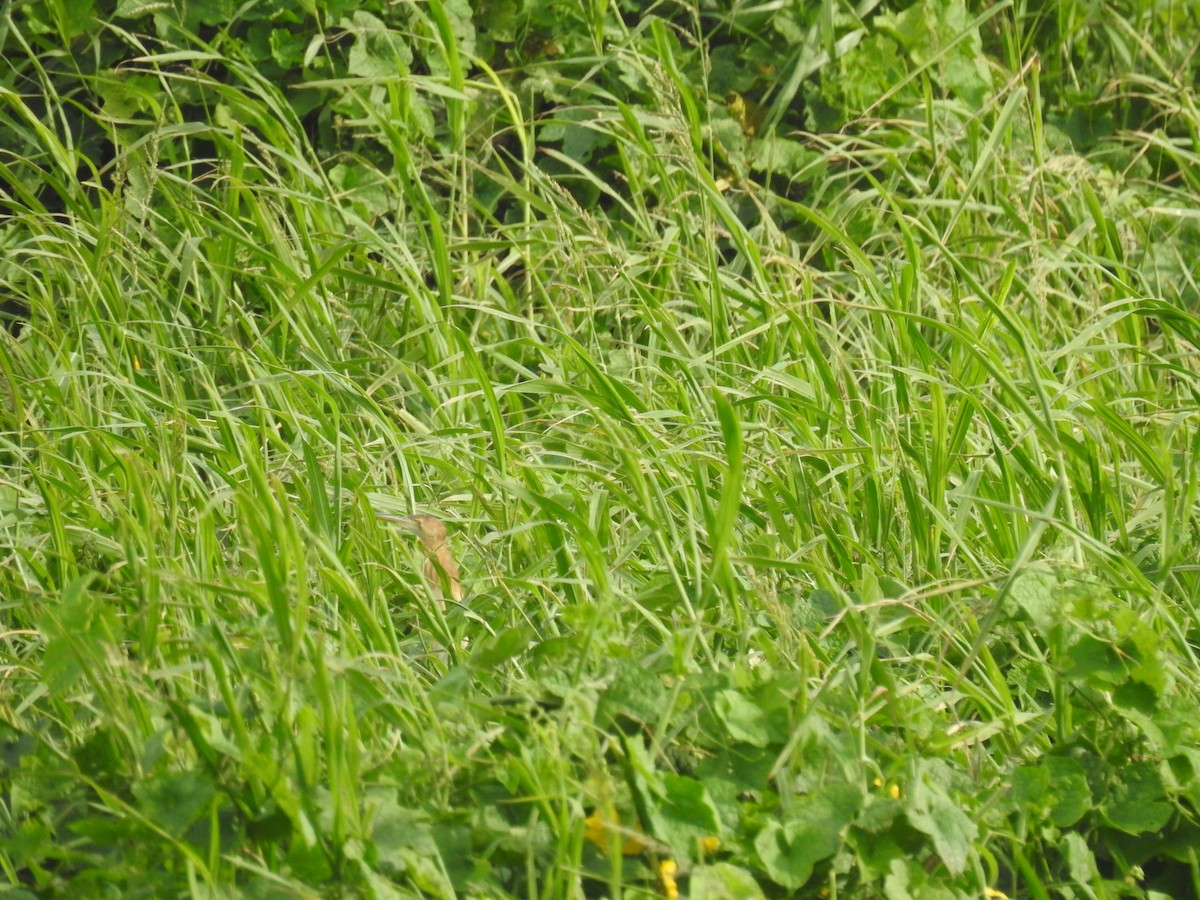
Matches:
[2,1,1200,897]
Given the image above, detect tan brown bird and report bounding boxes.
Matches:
[377,513,463,608]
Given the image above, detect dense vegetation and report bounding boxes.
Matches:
[2,0,1199,896]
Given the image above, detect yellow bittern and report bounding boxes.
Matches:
[377,513,463,608]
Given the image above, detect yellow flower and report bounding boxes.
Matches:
[659,859,678,900]
[698,835,721,855]
[984,889,1009,899]
[583,813,606,846]
[583,811,647,856]
[725,91,764,137]
[874,777,901,799]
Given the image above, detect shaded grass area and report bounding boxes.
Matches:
[2,1,1200,897]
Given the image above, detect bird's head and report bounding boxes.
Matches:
[377,513,450,551]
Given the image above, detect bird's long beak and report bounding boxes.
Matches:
[376,513,422,534]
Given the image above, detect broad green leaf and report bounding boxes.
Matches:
[132,770,215,837]
[467,625,534,670]
[754,782,861,889]
[598,661,667,731]
[1044,757,1093,828]
[1103,762,1173,835]
[1012,757,1091,827]
[751,136,819,176]
[715,689,771,747]
[1008,567,1060,637]
[906,760,976,875]
[344,11,413,78]
[690,862,767,899]
[270,27,310,69]
[1008,765,1050,810]
[646,773,721,861]
[184,0,235,28]
[1065,634,1125,687]
[876,0,992,107]
[1061,832,1099,884]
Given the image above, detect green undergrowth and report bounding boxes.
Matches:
[2,1,1200,897]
